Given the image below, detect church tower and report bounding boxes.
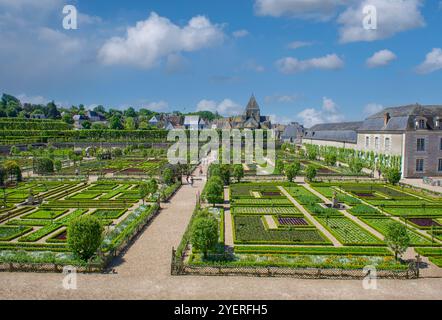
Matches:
[244,94,261,123]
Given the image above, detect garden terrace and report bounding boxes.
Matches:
[359,217,435,246]
[284,186,322,205]
[314,216,384,246]
[233,215,331,245]
[0,179,162,267]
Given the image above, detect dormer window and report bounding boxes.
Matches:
[435,118,442,129]
[416,118,426,130]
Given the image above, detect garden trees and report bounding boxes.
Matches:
[68,215,103,261]
[109,115,124,130]
[139,183,149,205]
[305,165,317,182]
[307,147,318,160]
[384,167,402,185]
[208,163,221,178]
[191,216,219,258]
[0,166,5,186]
[163,167,175,185]
[219,165,231,185]
[385,222,410,261]
[10,146,19,156]
[208,164,230,185]
[324,152,337,167]
[275,159,285,174]
[146,178,159,201]
[349,157,363,174]
[82,120,92,129]
[204,176,224,206]
[232,164,244,183]
[3,160,22,182]
[124,117,136,130]
[34,157,54,174]
[54,159,62,172]
[284,161,301,182]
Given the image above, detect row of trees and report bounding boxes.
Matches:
[0,93,222,131]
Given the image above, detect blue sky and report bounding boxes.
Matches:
[0,0,442,126]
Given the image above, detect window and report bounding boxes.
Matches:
[417,138,425,152]
[440,138,442,151]
[365,136,370,148]
[418,119,426,129]
[439,159,442,172]
[385,137,391,151]
[416,159,424,172]
[375,137,380,149]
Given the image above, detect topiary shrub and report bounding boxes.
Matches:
[67,215,103,261]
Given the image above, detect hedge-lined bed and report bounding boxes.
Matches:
[233,215,331,245]
[314,216,384,246]
[234,245,393,256]
[360,217,435,246]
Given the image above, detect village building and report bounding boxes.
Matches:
[210,95,272,130]
[303,104,442,178]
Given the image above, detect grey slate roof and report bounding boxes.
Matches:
[360,104,442,132]
[304,130,358,143]
[368,104,442,119]
[308,122,363,131]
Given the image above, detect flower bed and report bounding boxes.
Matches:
[233,215,329,245]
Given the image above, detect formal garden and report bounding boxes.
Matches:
[0,163,182,269]
[176,160,442,276]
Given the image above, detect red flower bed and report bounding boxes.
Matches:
[261,191,281,197]
[278,217,308,226]
[408,218,441,227]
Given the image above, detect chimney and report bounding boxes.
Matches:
[384,112,391,126]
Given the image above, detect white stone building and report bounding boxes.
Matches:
[303,104,442,178]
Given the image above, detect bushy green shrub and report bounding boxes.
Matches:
[67,216,103,261]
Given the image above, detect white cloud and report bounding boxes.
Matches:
[78,13,103,26]
[37,27,83,53]
[17,94,50,105]
[0,0,62,10]
[297,97,344,127]
[265,94,298,104]
[364,103,384,116]
[338,0,425,43]
[143,101,169,112]
[196,99,243,116]
[254,0,349,20]
[322,97,338,113]
[269,114,296,125]
[297,108,324,128]
[288,41,313,49]
[232,29,249,38]
[243,60,265,73]
[416,48,442,74]
[98,12,225,69]
[366,49,396,68]
[276,54,344,74]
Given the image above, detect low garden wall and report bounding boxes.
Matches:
[171,248,419,280]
